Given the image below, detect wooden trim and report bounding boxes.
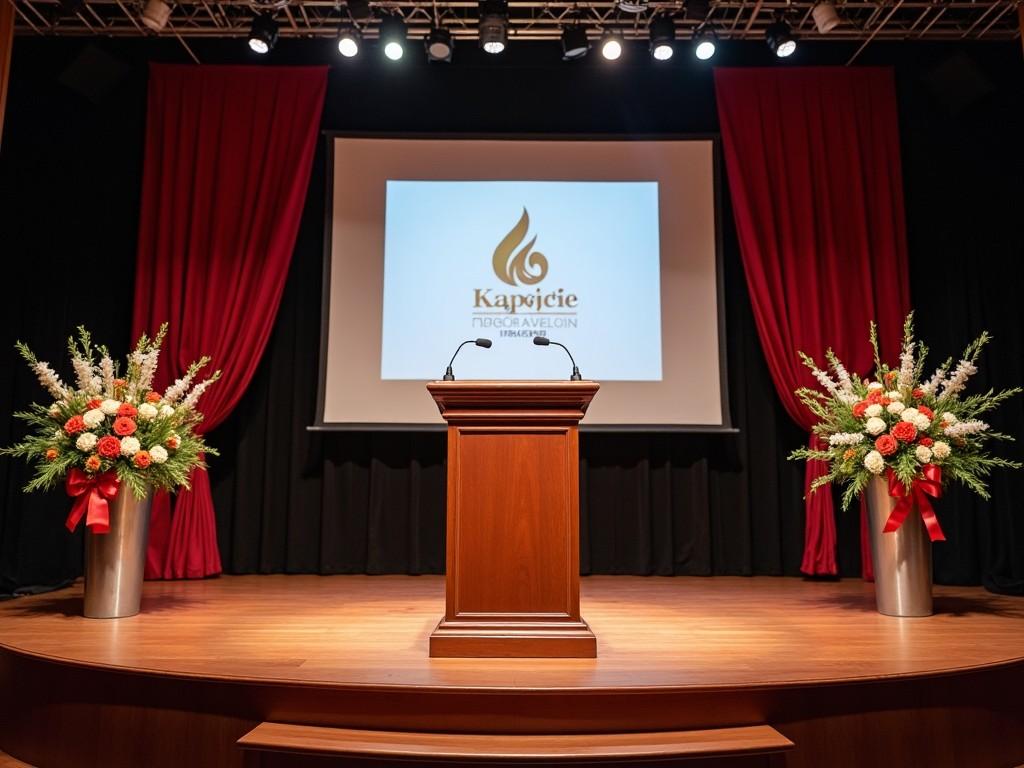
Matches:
[0,0,13,148]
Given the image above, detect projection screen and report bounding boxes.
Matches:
[316,135,731,430]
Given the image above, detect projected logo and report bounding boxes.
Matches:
[473,207,579,336]
[493,208,549,286]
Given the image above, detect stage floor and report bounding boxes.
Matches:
[2,575,1024,767]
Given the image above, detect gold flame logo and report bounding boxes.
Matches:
[492,208,549,286]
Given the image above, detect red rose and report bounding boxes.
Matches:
[87,398,102,410]
[866,390,883,405]
[97,436,121,458]
[852,401,870,418]
[918,436,934,447]
[132,450,152,469]
[912,388,925,400]
[145,391,162,403]
[45,447,59,461]
[875,434,898,456]
[117,403,138,418]
[85,455,102,473]
[917,405,934,419]
[64,415,85,435]
[113,416,137,436]
[891,421,918,443]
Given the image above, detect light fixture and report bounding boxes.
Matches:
[765,15,796,58]
[561,25,590,60]
[425,26,454,62]
[599,29,624,60]
[812,1,841,33]
[693,27,716,60]
[616,0,648,13]
[247,13,278,55]
[479,0,509,54]
[140,0,171,32]
[380,15,407,60]
[649,14,675,60]
[337,27,361,57]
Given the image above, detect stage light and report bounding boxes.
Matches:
[380,15,407,60]
[478,0,509,54]
[649,15,675,61]
[140,0,171,32]
[337,28,361,58]
[425,26,453,62]
[694,27,716,60]
[616,0,648,13]
[812,1,841,33]
[247,13,278,55]
[765,16,796,58]
[599,30,624,60]
[561,25,590,60]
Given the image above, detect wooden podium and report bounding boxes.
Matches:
[427,380,599,658]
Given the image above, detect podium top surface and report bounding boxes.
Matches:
[427,380,599,419]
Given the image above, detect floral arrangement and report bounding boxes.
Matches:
[2,325,219,531]
[790,314,1020,522]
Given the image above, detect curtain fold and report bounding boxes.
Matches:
[132,63,327,579]
[714,67,911,576]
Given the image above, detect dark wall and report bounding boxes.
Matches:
[1,35,1021,593]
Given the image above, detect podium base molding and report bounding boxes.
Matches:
[429,617,597,658]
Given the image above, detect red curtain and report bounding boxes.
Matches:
[714,67,911,576]
[133,64,327,579]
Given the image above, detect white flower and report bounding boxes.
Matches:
[76,433,98,452]
[865,404,883,418]
[939,359,977,400]
[900,407,920,422]
[864,450,885,474]
[885,391,902,402]
[915,445,933,463]
[31,361,69,400]
[120,436,141,456]
[48,404,61,419]
[53,429,64,440]
[932,441,951,460]
[912,413,932,431]
[159,404,175,418]
[944,420,989,438]
[829,432,865,447]
[940,412,957,425]
[149,445,168,464]
[138,403,159,421]
[100,399,121,416]
[867,382,884,391]
[83,408,105,428]
[898,342,916,390]
[865,417,887,436]
[886,402,905,415]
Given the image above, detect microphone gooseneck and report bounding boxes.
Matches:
[532,336,582,381]
[444,338,492,381]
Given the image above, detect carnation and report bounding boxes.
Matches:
[138,403,159,421]
[885,391,902,401]
[120,436,141,456]
[97,435,121,458]
[864,417,887,436]
[940,412,957,425]
[852,401,870,418]
[932,441,951,460]
[99,399,121,416]
[915,445,933,463]
[117,403,139,418]
[864,450,885,474]
[912,413,931,431]
[865,404,883,418]
[133,450,152,469]
[149,445,168,464]
[48,405,61,419]
[64,415,85,435]
[75,432,98,452]
[886,402,904,415]
[113,416,137,436]
[900,407,920,422]
[875,434,898,456]
[166,434,180,450]
[83,408,105,429]
[867,382,884,391]
[159,405,175,418]
[891,421,918,443]
[85,455,101,473]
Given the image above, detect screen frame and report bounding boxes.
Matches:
[312,131,734,433]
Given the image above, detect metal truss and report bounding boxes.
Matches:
[11,0,1023,44]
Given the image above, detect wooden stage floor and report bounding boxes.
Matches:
[2,575,1023,767]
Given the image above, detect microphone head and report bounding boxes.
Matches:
[475,338,492,349]
[533,336,551,346]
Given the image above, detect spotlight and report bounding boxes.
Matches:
[616,0,648,12]
[425,26,453,62]
[479,0,509,54]
[812,1,841,33]
[765,16,796,58]
[561,25,590,60]
[337,27,361,57]
[247,13,278,55]
[380,15,407,60]
[140,0,171,32]
[599,30,624,60]
[694,27,716,60]
[649,15,675,61]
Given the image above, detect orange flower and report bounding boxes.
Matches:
[145,391,162,403]
[85,455,102,473]
[113,416,137,436]
[117,403,138,418]
[45,447,59,461]
[891,421,917,443]
[133,450,152,468]
[97,436,121,458]
[113,378,127,389]
[843,449,856,461]
[875,434,898,456]
[166,435,180,450]
[86,398,102,410]
[64,415,86,435]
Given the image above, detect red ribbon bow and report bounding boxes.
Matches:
[65,468,120,534]
[884,464,945,542]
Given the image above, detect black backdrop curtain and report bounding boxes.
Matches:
[2,38,1022,593]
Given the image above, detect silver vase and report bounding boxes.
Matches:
[83,484,152,619]
[864,475,933,617]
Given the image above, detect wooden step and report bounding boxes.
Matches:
[238,722,793,762]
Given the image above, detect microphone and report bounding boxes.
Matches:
[443,338,492,381]
[533,336,582,381]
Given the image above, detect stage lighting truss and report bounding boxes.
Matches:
[11,0,1020,56]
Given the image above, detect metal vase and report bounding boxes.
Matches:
[83,484,152,619]
[864,475,933,617]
